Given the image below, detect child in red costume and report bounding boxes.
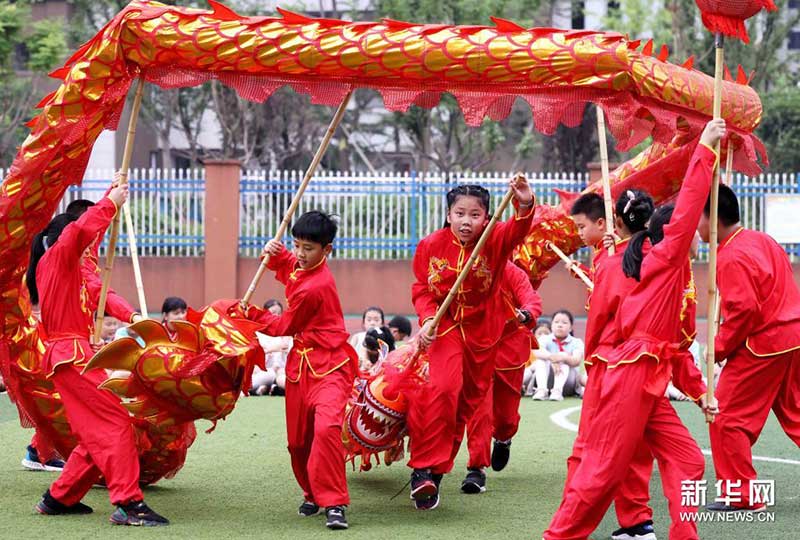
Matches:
[463,261,542,493]
[698,184,800,511]
[247,210,357,530]
[408,178,535,510]
[563,190,660,540]
[544,119,724,540]
[27,182,169,526]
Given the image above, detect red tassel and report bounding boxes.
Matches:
[657,44,669,62]
[736,65,748,84]
[700,13,750,43]
[682,55,695,70]
[642,39,654,56]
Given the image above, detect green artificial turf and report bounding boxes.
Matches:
[0,393,797,539]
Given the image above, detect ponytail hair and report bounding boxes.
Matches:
[622,204,674,281]
[615,189,654,234]
[26,213,77,305]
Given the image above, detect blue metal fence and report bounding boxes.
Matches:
[3,168,798,261]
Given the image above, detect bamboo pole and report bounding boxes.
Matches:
[123,201,148,315]
[241,89,353,305]
[547,241,594,290]
[94,77,146,343]
[704,33,724,423]
[596,107,615,256]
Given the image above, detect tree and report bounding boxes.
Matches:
[0,1,67,167]
[758,78,800,171]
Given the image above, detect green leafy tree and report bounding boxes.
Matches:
[0,1,67,167]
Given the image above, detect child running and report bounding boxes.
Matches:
[246,210,357,530]
[408,177,535,510]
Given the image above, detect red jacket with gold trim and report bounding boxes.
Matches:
[610,143,716,395]
[715,227,800,360]
[411,203,534,351]
[38,197,135,375]
[250,246,357,381]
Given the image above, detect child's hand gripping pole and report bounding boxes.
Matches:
[418,177,531,346]
[546,241,594,291]
[240,89,353,306]
[596,107,615,256]
[94,76,146,343]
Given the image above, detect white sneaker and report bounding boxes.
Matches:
[549,390,564,401]
[532,389,548,401]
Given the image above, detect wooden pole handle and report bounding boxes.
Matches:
[241,89,353,305]
[123,201,148,315]
[596,107,615,256]
[547,241,594,290]
[94,76,145,342]
[705,33,724,424]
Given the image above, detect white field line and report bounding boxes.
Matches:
[548,405,800,466]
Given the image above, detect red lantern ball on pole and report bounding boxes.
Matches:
[694,0,777,43]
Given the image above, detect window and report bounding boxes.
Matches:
[790,30,800,50]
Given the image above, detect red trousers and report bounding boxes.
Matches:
[49,364,142,506]
[545,358,705,540]
[563,361,654,528]
[285,364,353,507]
[466,366,525,469]
[407,330,496,474]
[710,347,800,507]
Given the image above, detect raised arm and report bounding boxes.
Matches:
[656,121,723,264]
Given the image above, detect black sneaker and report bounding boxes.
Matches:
[325,506,348,530]
[705,502,766,512]
[110,500,169,526]
[491,439,511,472]
[410,469,437,501]
[298,500,321,517]
[35,490,93,515]
[460,468,486,494]
[611,520,656,540]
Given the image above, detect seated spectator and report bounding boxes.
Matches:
[360,326,395,376]
[387,315,412,348]
[523,319,552,396]
[348,306,384,365]
[529,310,584,401]
[100,316,120,344]
[161,296,188,334]
[253,299,291,396]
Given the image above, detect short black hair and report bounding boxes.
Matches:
[570,193,605,221]
[161,296,187,313]
[263,299,283,312]
[291,210,338,246]
[362,306,385,324]
[704,184,740,226]
[65,199,95,218]
[552,309,574,326]
[388,315,412,337]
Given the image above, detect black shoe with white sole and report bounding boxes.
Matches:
[325,506,348,530]
[611,520,656,540]
[460,468,486,494]
[705,502,766,512]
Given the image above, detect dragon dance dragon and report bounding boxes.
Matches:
[0,0,766,476]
